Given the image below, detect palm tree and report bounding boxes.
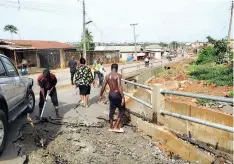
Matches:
[3,24,18,39]
[80,29,95,50]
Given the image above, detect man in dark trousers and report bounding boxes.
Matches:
[99,63,125,133]
[37,69,61,118]
[68,56,77,85]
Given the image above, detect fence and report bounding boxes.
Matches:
[122,79,234,133]
[64,50,120,66]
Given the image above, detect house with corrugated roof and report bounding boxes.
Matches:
[0,39,76,68]
[95,45,145,62]
[144,44,163,59]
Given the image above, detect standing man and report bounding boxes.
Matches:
[68,56,77,85]
[75,58,94,107]
[99,64,125,133]
[98,61,106,87]
[92,58,100,87]
[144,56,149,67]
[37,69,61,118]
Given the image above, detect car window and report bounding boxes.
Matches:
[0,60,6,77]
[1,57,18,77]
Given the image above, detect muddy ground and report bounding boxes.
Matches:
[13,116,192,164]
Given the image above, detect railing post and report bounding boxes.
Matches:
[152,84,165,124]
[121,68,124,75]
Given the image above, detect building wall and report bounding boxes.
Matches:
[38,49,60,69]
[120,53,133,62]
[64,50,120,66]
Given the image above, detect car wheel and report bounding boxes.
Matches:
[0,110,7,155]
[25,90,35,113]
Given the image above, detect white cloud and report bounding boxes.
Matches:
[0,0,231,42]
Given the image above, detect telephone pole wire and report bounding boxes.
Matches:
[83,0,86,59]
[130,23,138,60]
[228,1,233,42]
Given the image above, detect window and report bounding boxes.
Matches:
[1,57,18,77]
[0,60,6,77]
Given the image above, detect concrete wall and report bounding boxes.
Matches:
[161,100,233,153]
[64,50,120,66]
[126,87,234,153]
[124,66,163,119]
[124,66,233,153]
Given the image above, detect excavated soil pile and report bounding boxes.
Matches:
[14,118,190,164]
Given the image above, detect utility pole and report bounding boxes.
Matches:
[82,0,86,59]
[228,1,233,42]
[130,23,138,60]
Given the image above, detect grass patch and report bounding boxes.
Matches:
[189,64,233,86]
[196,98,214,106]
[228,90,233,98]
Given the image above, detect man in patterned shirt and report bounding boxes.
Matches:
[74,58,94,107]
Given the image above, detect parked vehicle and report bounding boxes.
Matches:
[0,54,35,154]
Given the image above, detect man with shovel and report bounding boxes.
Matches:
[37,69,61,119]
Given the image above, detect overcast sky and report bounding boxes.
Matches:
[0,0,232,43]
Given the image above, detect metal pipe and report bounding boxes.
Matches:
[124,92,153,109]
[161,90,233,103]
[160,110,234,133]
[121,79,153,90]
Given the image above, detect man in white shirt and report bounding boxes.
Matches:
[98,62,106,87]
[144,57,149,67]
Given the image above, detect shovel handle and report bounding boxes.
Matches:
[40,93,49,120]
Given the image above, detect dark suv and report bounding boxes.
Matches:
[0,54,35,154]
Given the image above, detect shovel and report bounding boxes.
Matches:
[40,92,49,121]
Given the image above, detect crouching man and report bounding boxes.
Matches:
[99,64,125,133]
[37,69,61,119]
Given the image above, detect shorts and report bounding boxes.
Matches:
[108,92,125,120]
[78,85,91,95]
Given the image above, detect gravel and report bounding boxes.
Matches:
[14,118,194,164]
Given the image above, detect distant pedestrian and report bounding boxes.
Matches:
[92,58,100,87]
[75,58,94,107]
[68,56,77,85]
[144,56,149,67]
[98,62,106,87]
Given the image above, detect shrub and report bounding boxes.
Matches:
[195,46,216,65]
[228,91,233,98]
[189,64,233,86]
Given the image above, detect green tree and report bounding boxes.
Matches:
[3,24,18,39]
[206,36,231,63]
[159,42,168,47]
[170,41,179,49]
[80,29,95,51]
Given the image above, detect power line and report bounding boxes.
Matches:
[1,0,82,14]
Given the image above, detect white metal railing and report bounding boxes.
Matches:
[123,79,234,133]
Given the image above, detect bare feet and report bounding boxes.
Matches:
[56,112,62,119]
[113,128,124,133]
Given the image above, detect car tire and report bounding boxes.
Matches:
[0,110,7,155]
[25,89,35,113]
